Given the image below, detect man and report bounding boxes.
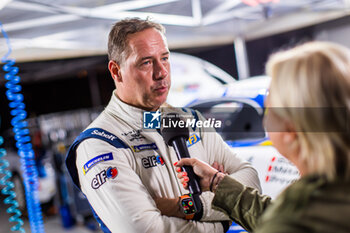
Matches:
[66,18,261,233]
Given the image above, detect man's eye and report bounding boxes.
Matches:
[142,61,151,66]
[162,57,169,61]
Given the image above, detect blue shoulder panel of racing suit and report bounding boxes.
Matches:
[190,109,199,131]
[181,107,199,131]
[65,127,129,233]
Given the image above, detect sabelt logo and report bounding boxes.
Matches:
[91,129,116,141]
[91,167,118,189]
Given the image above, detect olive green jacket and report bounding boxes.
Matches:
[212,175,350,233]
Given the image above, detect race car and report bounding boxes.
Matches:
[167,52,236,107]
[187,93,300,199]
[2,148,56,215]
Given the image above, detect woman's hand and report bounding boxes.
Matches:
[156,159,227,217]
[174,158,219,192]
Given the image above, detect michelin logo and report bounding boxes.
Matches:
[83,152,113,175]
[92,129,116,141]
[132,143,158,152]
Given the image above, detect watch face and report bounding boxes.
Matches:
[181,197,196,214]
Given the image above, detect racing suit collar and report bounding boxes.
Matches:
[105,91,149,128]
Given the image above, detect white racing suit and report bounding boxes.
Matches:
[66,92,261,233]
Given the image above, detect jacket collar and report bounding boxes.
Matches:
[105,91,145,128]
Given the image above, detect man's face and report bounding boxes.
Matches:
[110,28,171,111]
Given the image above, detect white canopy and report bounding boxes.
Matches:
[1,0,349,62]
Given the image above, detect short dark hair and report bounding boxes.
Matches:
[108,18,166,64]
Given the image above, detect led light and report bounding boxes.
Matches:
[0,0,12,11]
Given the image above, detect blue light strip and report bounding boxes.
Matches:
[0,22,45,233]
[0,135,25,232]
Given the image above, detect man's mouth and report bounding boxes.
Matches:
[154,86,168,93]
[153,82,169,93]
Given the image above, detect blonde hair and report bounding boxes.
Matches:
[266,41,350,181]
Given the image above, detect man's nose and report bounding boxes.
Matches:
[153,60,169,80]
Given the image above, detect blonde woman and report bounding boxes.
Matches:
[174,41,350,233]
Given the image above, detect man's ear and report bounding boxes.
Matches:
[108,60,122,82]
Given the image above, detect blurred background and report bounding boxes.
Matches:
[1,0,350,232]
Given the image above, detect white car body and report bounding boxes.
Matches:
[167,52,235,107]
[186,76,299,198]
[3,149,56,210]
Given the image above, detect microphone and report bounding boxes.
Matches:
[161,113,201,195]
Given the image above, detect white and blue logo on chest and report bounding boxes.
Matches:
[141,155,165,169]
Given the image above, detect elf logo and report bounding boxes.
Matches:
[142,155,165,169]
[91,167,118,189]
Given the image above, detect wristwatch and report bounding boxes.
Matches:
[179,194,197,220]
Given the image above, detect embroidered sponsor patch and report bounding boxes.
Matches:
[132,143,158,152]
[121,129,145,142]
[83,152,113,175]
[142,155,165,169]
[187,134,201,147]
[91,129,117,141]
[91,167,118,189]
